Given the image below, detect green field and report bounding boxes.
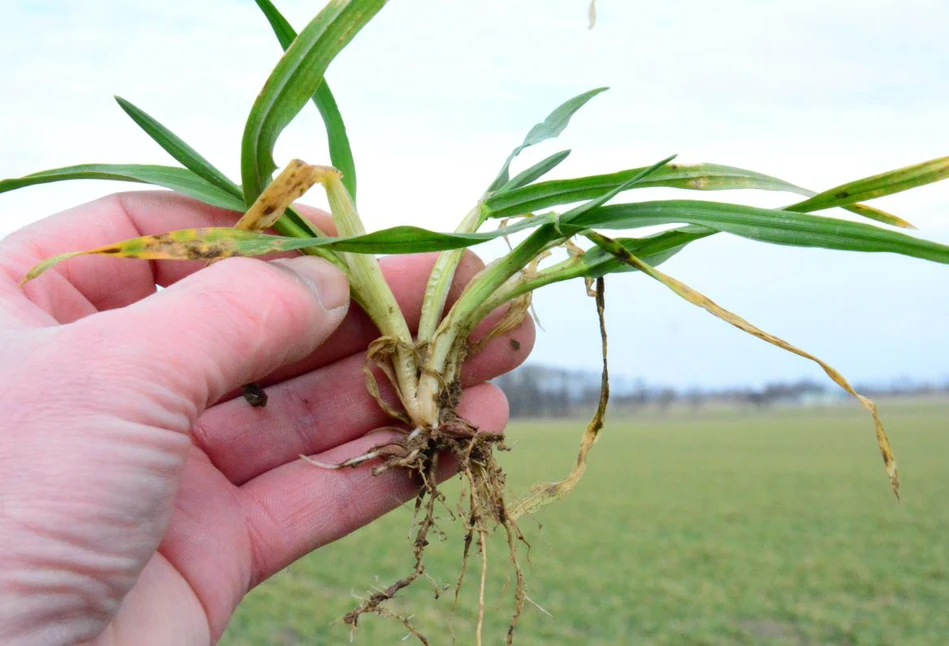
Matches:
[222,398,949,645]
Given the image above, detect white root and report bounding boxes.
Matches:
[300,451,381,470]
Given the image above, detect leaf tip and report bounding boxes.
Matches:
[19,251,83,286]
[20,264,49,286]
[886,459,900,500]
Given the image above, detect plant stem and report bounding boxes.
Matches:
[415,224,560,424]
[416,203,484,344]
[320,170,422,419]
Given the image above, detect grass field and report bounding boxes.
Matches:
[222,398,949,645]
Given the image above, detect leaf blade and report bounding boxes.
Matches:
[487,87,607,192]
[20,215,557,283]
[585,231,899,498]
[566,200,949,265]
[484,162,917,228]
[499,149,571,192]
[252,0,358,200]
[114,96,242,199]
[241,0,384,204]
[786,155,949,214]
[485,162,815,219]
[0,164,246,212]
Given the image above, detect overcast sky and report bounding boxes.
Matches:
[1,0,947,389]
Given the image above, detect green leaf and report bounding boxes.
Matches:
[555,155,677,227]
[487,87,607,192]
[483,162,915,228]
[241,0,384,205]
[564,199,949,265]
[0,164,246,212]
[500,149,571,192]
[578,226,716,278]
[786,155,949,214]
[253,0,358,201]
[841,203,914,229]
[114,96,242,199]
[486,163,806,219]
[510,226,716,298]
[25,196,949,283]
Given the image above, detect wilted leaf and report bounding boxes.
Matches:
[235,159,329,231]
[585,231,900,498]
[510,276,609,519]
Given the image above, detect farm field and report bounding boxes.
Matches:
[223,398,949,645]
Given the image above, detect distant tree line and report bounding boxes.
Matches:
[493,363,949,419]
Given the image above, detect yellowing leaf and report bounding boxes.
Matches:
[510,277,609,520]
[235,159,334,231]
[586,231,900,499]
[19,228,316,285]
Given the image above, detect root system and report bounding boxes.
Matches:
[313,278,609,645]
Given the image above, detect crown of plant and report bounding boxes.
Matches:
[3,0,948,643]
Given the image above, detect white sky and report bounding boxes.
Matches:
[1,0,947,389]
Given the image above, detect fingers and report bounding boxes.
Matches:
[194,307,534,485]
[70,255,350,411]
[238,382,510,587]
[2,191,336,323]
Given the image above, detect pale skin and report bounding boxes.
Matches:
[0,192,535,645]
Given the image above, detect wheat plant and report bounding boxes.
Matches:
[3,1,949,643]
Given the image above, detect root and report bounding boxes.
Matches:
[317,403,528,644]
[306,279,613,643]
[477,530,487,646]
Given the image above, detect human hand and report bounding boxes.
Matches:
[0,192,533,645]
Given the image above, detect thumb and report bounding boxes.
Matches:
[74,255,350,409]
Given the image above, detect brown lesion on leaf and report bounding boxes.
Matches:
[179,240,224,261]
[236,159,329,232]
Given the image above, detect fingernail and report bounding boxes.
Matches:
[274,257,350,312]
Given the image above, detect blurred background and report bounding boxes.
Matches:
[2,1,947,644]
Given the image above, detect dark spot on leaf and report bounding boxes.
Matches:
[189,248,220,260]
[510,339,521,351]
[99,247,121,254]
[262,204,277,216]
[181,241,221,260]
[835,191,849,199]
[242,383,268,408]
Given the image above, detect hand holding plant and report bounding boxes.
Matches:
[0,192,531,644]
[2,0,948,643]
